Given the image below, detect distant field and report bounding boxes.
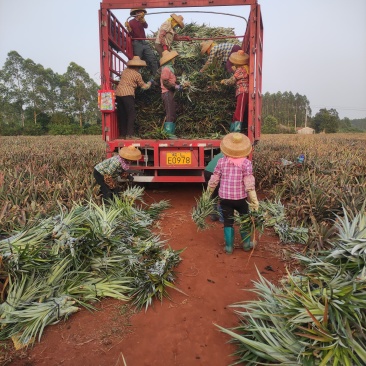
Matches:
[1,133,365,233]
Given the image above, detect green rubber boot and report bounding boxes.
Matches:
[230,121,242,132]
[224,227,235,254]
[241,231,254,251]
[163,122,177,139]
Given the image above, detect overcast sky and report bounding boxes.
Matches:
[1,0,365,120]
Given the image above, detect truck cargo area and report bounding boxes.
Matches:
[99,0,263,183]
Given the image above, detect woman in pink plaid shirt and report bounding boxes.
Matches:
[208,133,259,254]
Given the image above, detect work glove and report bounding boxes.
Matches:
[104,174,117,189]
[163,45,168,51]
[247,190,259,212]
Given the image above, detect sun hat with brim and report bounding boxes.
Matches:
[127,56,147,67]
[130,8,147,16]
[171,14,184,28]
[229,50,249,66]
[200,40,214,55]
[119,146,142,161]
[220,133,252,158]
[159,50,179,66]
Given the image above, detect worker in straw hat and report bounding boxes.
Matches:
[200,40,241,73]
[159,50,185,139]
[115,56,153,139]
[125,8,159,78]
[155,14,191,57]
[94,146,142,203]
[221,50,250,133]
[207,132,259,254]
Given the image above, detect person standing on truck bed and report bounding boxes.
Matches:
[155,14,191,57]
[126,8,159,79]
[200,40,241,73]
[94,146,142,203]
[220,50,250,133]
[115,56,152,139]
[207,132,259,254]
[160,50,183,139]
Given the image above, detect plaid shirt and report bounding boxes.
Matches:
[94,155,130,177]
[115,68,150,97]
[208,156,255,200]
[222,65,249,97]
[202,43,235,71]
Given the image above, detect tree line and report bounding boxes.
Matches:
[0,51,364,136]
[0,51,100,135]
[261,91,364,134]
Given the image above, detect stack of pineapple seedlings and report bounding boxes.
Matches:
[0,187,183,347]
[217,202,366,365]
[136,23,240,139]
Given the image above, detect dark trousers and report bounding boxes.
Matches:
[132,40,158,76]
[162,91,176,122]
[220,198,249,227]
[94,168,114,202]
[116,95,135,137]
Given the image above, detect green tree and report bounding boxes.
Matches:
[262,115,278,133]
[311,108,340,133]
[0,51,28,126]
[61,63,99,127]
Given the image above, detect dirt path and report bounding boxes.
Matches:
[7,184,286,366]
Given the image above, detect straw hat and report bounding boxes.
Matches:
[119,145,142,161]
[159,50,179,66]
[220,133,252,158]
[229,50,249,66]
[171,14,184,28]
[130,8,147,16]
[200,40,214,55]
[127,56,147,67]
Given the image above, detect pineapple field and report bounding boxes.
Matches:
[1,133,366,365]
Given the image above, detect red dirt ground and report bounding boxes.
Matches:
[4,184,289,366]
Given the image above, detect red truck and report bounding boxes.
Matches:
[98,0,263,183]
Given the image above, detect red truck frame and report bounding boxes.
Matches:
[99,0,263,183]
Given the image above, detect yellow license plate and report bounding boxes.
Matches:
[166,152,192,165]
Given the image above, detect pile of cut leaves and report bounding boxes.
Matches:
[0,187,183,348]
[136,23,240,139]
[217,203,366,365]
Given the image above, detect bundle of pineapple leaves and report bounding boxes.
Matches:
[136,23,241,139]
[217,201,366,365]
[0,187,183,347]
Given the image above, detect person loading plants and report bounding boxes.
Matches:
[155,14,191,56]
[220,50,250,133]
[160,50,184,139]
[207,132,259,254]
[94,146,142,203]
[200,40,241,73]
[126,8,159,79]
[115,56,152,139]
